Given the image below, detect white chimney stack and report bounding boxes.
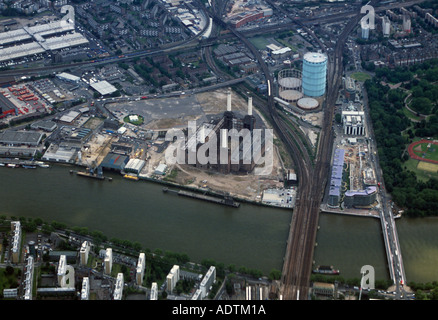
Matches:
[227,90,232,111]
[248,96,253,116]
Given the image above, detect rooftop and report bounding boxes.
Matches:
[90,81,118,96]
[0,130,43,145]
[304,52,327,64]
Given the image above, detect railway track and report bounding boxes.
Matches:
[279,3,366,299]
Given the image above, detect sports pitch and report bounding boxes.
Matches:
[417,161,438,173]
[412,142,438,162]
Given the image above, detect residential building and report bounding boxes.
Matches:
[136,253,146,286]
[104,248,112,275]
[113,273,124,300]
[166,265,180,292]
[80,241,90,266]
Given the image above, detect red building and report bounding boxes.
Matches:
[230,11,264,28]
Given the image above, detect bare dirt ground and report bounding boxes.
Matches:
[195,89,249,114]
[81,134,115,167]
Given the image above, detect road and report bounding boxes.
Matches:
[361,82,408,299]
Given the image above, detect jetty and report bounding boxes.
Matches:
[70,166,112,181]
[162,187,240,208]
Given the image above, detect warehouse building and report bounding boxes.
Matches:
[154,163,167,175]
[58,111,81,124]
[0,146,37,158]
[30,120,57,132]
[56,72,81,84]
[0,94,18,118]
[90,81,118,96]
[100,152,129,171]
[125,158,146,174]
[0,130,43,147]
[0,20,88,63]
[42,143,78,163]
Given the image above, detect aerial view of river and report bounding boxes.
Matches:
[1,164,437,283]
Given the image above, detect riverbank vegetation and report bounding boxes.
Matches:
[408,281,438,300]
[365,59,438,217]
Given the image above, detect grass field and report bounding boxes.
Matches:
[248,36,272,50]
[418,161,438,173]
[124,114,144,126]
[404,158,438,182]
[350,72,372,82]
[402,106,422,122]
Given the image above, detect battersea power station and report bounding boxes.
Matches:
[181,90,269,175]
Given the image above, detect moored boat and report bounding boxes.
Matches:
[312,265,340,275]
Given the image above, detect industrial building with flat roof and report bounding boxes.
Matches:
[0,19,88,63]
[0,146,37,158]
[30,120,57,132]
[90,81,118,96]
[0,130,43,146]
[100,152,129,171]
[56,72,81,84]
[0,93,18,118]
[125,158,146,174]
[42,143,78,163]
[58,110,81,124]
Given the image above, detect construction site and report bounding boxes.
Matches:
[36,88,291,204]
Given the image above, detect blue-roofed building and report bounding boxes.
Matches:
[344,186,377,208]
[100,152,129,171]
[330,178,342,187]
[328,186,341,207]
[328,148,346,208]
[331,166,343,180]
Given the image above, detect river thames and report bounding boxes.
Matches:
[1,165,437,283]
